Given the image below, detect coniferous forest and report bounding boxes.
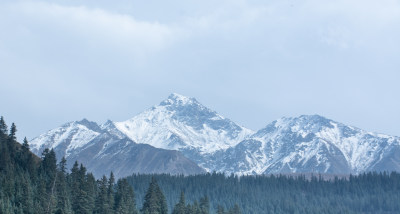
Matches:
[0,117,140,214]
[1,116,400,214]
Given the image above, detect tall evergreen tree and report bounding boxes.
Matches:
[172,191,186,214]
[141,177,168,214]
[227,204,240,214]
[114,178,137,214]
[0,116,7,136]
[108,172,115,211]
[55,158,72,214]
[199,196,210,214]
[22,137,29,151]
[8,123,17,141]
[85,173,97,213]
[95,176,111,214]
[216,205,225,214]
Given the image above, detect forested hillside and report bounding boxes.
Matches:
[128,172,400,214]
[0,117,139,213]
[2,116,400,214]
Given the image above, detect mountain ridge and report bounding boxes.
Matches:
[30,93,400,177]
[30,115,206,178]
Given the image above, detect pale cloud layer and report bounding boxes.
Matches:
[1,0,400,140]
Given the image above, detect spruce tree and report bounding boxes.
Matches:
[216,205,225,214]
[55,158,72,214]
[95,176,111,214]
[85,173,97,213]
[141,177,168,214]
[8,123,17,141]
[114,178,137,214]
[199,196,210,214]
[0,116,8,136]
[228,204,240,214]
[22,137,29,151]
[172,191,186,214]
[108,172,115,211]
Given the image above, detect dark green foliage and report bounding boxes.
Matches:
[108,172,116,211]
[141,177,168,214]
[0,116,7,135]
[0,117,138,214]
[227,204,241,214]
[95,176,112,214]
[128,173,400,214]
[115,178,138,214]
[216,205,225,214]
[172,191,186,214]
[199,196,210,214]
[8,123,16,141]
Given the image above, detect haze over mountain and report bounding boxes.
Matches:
[30,93,400,177]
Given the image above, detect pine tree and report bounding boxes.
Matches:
[228,204,240,214]
[95,176,111,214]
[189,201,201,214]
[8,123,17,141]
[59,157,67,174]
[22,137,29,151]
[85,173,97,213]
[17,174,33,214]
[172,191,186,214]
[70,162,92,214]
[141,177,168,214]
[55,158,72,214]
[0,116,8,136]
[114,178,137,214]
[216,205,225,214]
[40,149,58,214]
[108,172,115,211]
[199,196,210,214]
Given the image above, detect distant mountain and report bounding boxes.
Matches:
[214,115,400,175]
[30,94,400,177]
[113,93,253,170]
[30,118,205,178]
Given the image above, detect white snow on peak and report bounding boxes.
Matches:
[29,97,400,176]
[161,93,197,106]
[30,121,101,157]
[234,115,400,175]
[315,121,399,173]
[114,94,253,154]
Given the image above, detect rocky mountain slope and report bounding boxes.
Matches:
[30,94,400,177]
[30,118,205,178]
[215,115,400,175]
[113,93,253,169]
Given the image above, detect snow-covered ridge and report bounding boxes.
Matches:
[114,93,254,154]
[219,115,400,175]
[30,95,400,175]
[30,119,101,157]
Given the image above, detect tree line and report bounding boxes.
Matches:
[2,116,400,213]
[127,171,400,214]
[0,117,229,214]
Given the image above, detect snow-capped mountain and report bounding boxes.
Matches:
[113,93,253,170]
[215,115,400,175]
[30,94,400,177]
[30,118,205,178]
[30,119,103,159]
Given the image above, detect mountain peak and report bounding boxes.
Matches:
[160,93,198,106]
[298,114,329,121]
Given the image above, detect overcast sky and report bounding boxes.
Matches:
[1,0,399,140]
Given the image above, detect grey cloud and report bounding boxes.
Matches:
[0,0,399,140]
